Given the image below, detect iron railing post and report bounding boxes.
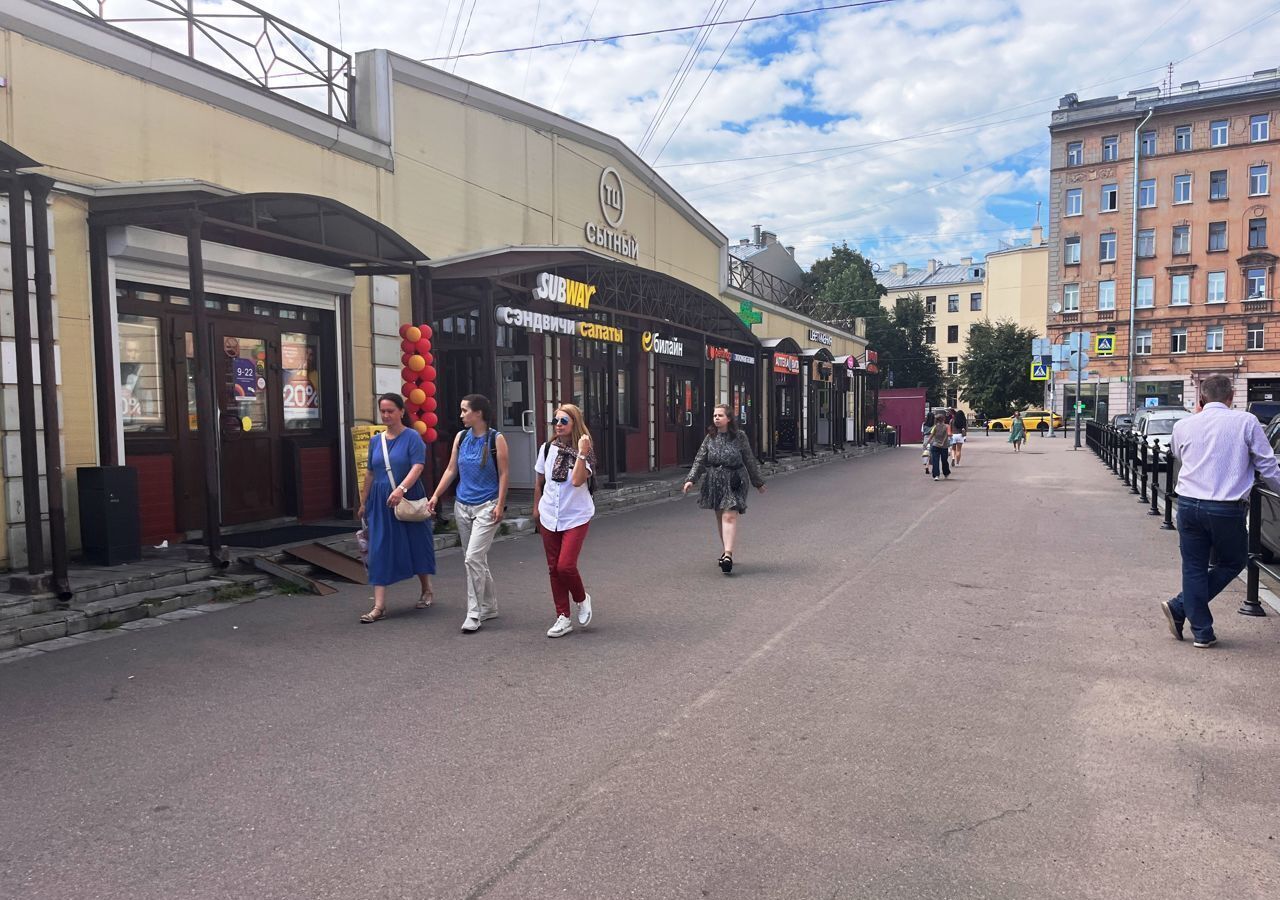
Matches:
[1149,444,1161,515]
[1138,440,1149,503]
[1242,485,1267,617]
[1162,449,1176,530]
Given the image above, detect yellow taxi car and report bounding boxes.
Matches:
[986,410,1064,432]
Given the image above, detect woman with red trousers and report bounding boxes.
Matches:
[533,403,596,639]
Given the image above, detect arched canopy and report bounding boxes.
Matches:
[760,337,802,355]
[800,347,835,362]
[90,191,428,271]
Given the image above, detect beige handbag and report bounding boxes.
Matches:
[380,432,430,522]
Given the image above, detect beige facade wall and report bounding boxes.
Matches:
[983,244,1049,337]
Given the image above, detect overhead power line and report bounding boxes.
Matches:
[421,0,902,62]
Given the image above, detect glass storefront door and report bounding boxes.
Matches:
[215,329,284,525]
[499,356,536,490]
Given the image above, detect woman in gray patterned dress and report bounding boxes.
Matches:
[682,404,767,573]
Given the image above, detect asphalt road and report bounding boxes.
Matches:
[2,435,1278,900]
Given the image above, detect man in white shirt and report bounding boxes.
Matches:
[1163,374,1280,648]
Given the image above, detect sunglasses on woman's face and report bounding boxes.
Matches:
[551,416,571,426]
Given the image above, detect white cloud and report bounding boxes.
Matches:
[98,0,1280,269]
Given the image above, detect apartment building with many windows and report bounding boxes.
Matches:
[1049,72,1280,419]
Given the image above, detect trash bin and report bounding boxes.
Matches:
[78,466,141,565]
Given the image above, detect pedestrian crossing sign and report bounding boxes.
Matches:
[1095,333,1115,356]
[1030,361,1049,381]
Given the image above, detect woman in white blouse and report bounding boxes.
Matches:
[532,403,596,638]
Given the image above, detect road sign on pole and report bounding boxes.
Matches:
[1095,333,1115,356]
[1030,360,1049,381]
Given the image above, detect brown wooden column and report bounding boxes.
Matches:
[27,176,69,597]
[8,177,43,573]
[88,223,121,465]
[186,214,223,564]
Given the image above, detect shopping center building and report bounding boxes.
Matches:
[0,0,869,579]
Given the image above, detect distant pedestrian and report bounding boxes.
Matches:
[356,394,435,623]
[928,413,952,480]
[533,404,596,639]
[921,411,935,475]
[426,394,509,633]
[1161,374,1280,648]
[1009,412,1026,452]
[683,404,766,573]
[951,407,968,466]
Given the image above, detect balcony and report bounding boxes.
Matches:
[1096,310,1116,322]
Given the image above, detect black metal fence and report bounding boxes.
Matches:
[1084,421,1271,617]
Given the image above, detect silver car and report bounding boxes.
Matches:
[1134,408,1193,451]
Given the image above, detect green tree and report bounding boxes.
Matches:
[874,293,945,404]
[957,320,1044,418]
[804,242,886,319]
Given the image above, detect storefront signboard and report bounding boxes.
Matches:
[807,328,833,346]
[497,306,623,343]
[733,352,756,366]
[584,167,639,260]
[773,353,800,375]
[533,272,596,309]
[350,424,387,468]
[707,345,732,363]
[738,300,763,327]
[812,360,833,382]
[642,331,685,357]
[846,356,858,371]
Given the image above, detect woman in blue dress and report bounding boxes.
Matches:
[356,393,436,623]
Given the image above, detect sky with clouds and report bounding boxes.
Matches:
[80,0,1280,272]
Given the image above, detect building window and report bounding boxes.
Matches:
[1171,328,1188,354]
[1249,217,1268,249]
[1102,135,1119,161]
[1175,125,1192,151]
[1209,221,1227,252]
[1101,182,1119,212]
[1206,325,1225,352]
[1171,274,1190,305]
[925,325,936,343]
[1100,232,1117,262]
[119,315,167,432]
[1173,174,1192,204]
[947,356,959,376]
[1140,130,1157,156]
[1138,178,1157,207]
[1098,280,1116,311]
[1136,329,1153,355]
[1137,228,1156,258]
[1064,236,1081,265]
[947,325,959,343]
[1172,225,1190,255]
[947,294,959,313]
[1065,188,1082,216]
[1067,141,1083,165]
[1248,267,1267,298]
[1210,169,1228,200]
[1063,283,1080,312]
[1248,324,1265,350]
[1136,277,1154,308]
[970,292,982,311]
[1211,119,1229,147]
[925,295,936,314]
[1207,271,1226,303]
[1252,113,1270,142]
[1250,164,1270,196]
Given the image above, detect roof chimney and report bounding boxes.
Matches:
[785,245,796,257]
[927,259,939,275]
[891,262,909,278]
[960,257,973,267]
[739,238,750,246]
[752,224,762,245]
[1031,224,1044,246]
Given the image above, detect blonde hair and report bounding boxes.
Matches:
[554,403,591,450]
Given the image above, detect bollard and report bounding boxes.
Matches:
[1138,439,1149,503]
[1149,444,1161,515]
[1119,432,1129,482]
[1241,487,1268,617]
[1129,436,1140,494]
[1162,449,1175,530]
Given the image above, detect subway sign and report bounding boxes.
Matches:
[533,272,596,309]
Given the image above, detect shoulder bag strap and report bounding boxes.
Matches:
[380,432,396,486]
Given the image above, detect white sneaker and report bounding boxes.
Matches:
[577,593,593,627]
[546,615,574,638]
[460,617,481,633]
[479,610,499,622]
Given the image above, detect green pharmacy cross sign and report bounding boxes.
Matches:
[738,299,763,327]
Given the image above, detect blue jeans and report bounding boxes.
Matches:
[1169,497,1248,642]
[930,445,951,478]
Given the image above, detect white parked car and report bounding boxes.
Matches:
[1134,407,1193,451]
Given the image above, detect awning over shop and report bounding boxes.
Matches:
[427,246,759,347]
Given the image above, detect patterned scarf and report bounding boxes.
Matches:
[548,440,596,483]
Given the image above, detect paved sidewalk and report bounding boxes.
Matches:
[1,434,1277,899]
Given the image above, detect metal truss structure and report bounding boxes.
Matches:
[728,256,860,334]
[57,0,354,124]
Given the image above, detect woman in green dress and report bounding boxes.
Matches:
[1009,411,1026,452]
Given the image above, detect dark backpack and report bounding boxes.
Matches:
[541,441,597,494]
